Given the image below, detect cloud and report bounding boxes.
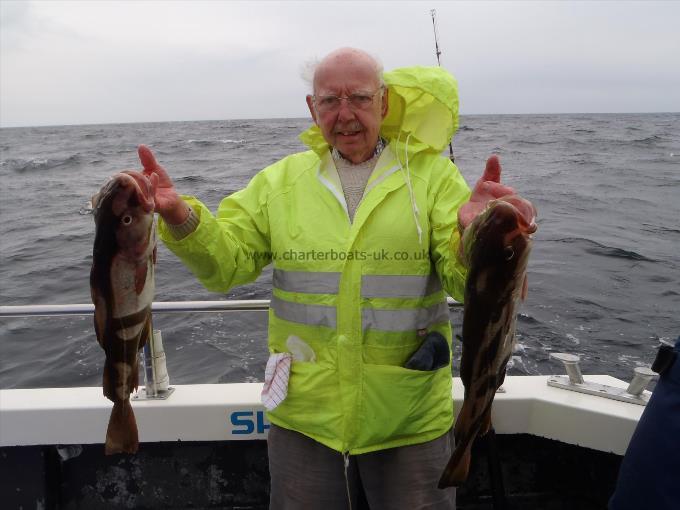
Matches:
[1,1,679,127]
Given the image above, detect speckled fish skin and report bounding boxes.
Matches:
[439,196,536,488]
[90,171,156,455]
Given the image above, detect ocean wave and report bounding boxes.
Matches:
[546,237,657,262]
[176,175,208,184]
[629,135,665,144]
[642,223,680,236]
[567,153,605,166]
[572,297,614,311]
[2,154,81,173]
[187,139,246,146]
[517,312,540,325]
[508,139,559,146]
[609,134,669,148]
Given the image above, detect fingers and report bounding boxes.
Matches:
[481,155,502,183]
[473,155,513,199]
[138,144,162,176]
[477,180,515,199]
[148,172,159,196]
[457,203,477,231]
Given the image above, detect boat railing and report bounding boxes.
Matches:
[0,300,270,318]
[0,297,463,400]
[0,298,656,405]
[0,297,464,318]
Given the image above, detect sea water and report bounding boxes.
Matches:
[1,113,678,389]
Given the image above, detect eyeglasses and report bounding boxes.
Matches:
[313,87,384,113]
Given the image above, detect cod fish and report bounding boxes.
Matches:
[439,195,537,488]
[90,171,156,455]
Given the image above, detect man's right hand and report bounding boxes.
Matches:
[138,145,190,225]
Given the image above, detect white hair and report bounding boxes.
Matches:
[300,50,385,94]
[300,58,319,92]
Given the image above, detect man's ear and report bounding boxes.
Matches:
[306,95,318,125]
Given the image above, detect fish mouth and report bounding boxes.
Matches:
[491,196,537,235]
[120,171,155,213]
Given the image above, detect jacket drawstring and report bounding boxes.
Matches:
[396,131,423,245]
[343,452,353,510]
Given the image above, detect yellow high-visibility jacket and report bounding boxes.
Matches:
[159,66,471,454]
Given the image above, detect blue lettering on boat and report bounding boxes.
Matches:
[230,411,271,435]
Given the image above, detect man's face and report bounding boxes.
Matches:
[306,59,388,164]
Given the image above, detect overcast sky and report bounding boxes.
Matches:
[1,1,679,128]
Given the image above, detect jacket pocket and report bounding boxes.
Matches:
[358,363,453,450]
[269,361,343,447]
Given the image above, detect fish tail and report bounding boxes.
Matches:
[438,442,472,488]
[105,400,139,455]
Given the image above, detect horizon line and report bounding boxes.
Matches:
[1,111,678,130]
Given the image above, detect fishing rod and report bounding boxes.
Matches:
[430,9,455,163]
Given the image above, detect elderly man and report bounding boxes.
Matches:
[140,47,516,509]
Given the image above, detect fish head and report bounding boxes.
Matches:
[495,195,537,236]
[92,172,156,262]
[462,196,536,292]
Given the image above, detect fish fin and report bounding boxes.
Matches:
[521,274,528,300]
[439,441,473,488]
[479,404,494,437]
[441,400,492,487]
[131,352,141,392]
[440,400,475,488]
[102,359,112,400]
[105,400,139,455]
[138,314,152,351]
[497,367,508,389]
[134,262,148,295]
[90,287,107,348]
[453,398,472,443]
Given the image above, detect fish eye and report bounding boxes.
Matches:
[504,246,514,261]
[121,215,133,226]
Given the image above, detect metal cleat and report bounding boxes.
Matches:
[625,366,657,397]
[133,329,175,401]
[547,352,653,406]
[550,352,584,384]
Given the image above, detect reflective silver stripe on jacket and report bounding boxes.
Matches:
[271,271,447,331]
[273,269,341,294]
[362,301,450,332]
[270,296,337,328]
[361,274,443,298]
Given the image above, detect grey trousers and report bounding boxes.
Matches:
[268,424,456,510]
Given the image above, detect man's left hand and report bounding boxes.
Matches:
[458,155,517,231]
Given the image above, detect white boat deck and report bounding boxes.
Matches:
[0,375,645,455]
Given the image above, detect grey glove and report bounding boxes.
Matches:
[405,332,450,371]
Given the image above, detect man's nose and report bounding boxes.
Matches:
[336,100,356,121]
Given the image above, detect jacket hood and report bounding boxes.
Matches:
[300,65,459,157]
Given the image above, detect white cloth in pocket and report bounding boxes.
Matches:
[261,353,293,411]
